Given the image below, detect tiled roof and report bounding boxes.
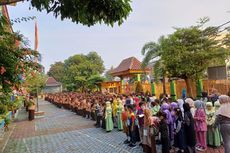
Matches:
[111,57,149,74]
[46,77,61,86]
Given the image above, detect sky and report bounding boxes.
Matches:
[8,0,230,73]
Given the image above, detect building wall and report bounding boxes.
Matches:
[43,86,62,93]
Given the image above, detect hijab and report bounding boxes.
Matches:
[216,95,230,118]
[194,100,205,110]
[177,99,184,112]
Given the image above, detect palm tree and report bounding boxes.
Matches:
[141,37,167,95]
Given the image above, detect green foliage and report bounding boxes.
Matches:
[0,16,41,93]
[104,66,114,81]
[1,0,132,26]
[141,18,230,96]
[47,62,65,83]
[48,52,105,92]
[141,36,167,83]
[0,104,8,115]
[24,71,47,95]
[161,25,230,80]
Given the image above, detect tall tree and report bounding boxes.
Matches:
[141,37,167,94]
[64,52,105,92]
[160,21,230,97]
[104,66,114,81]
[1,0,132,26]
[47,62,65,83]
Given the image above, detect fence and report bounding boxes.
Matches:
[121,79,230,98]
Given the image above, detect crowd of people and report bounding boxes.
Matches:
[45,91,230,153]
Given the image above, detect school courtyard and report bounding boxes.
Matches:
[0,100,224,153]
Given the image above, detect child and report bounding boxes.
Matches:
[127,105,136,147]
[122,105,130,144]
[194,100,207,151]
[143,109,152,153]
[137,102,145,146]
[116,98,123,131]
[173,108,185,153]
[206,102,221,147]
[151,99,160,116]
[158,111,170,153]
[105,101,113,132]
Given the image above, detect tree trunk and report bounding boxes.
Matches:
[184,78,193,98]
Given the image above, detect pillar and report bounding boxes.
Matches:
[196,79,203,98]
[137,74,141,82]
[151,82,156,96]
[120,77,124,94]
[170,80,177,101]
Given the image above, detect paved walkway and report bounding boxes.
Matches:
[2,100,224,153]
[2,100,143,153]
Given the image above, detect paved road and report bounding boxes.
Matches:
[3,100,144,153]
[2,100,224,153]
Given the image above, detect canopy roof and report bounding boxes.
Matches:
[110,57,150,77]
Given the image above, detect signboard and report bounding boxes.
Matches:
[207,66,227,80]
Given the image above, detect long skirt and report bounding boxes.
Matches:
[220,124,230,153]
[207,125,221,147]
[106,116,113,132]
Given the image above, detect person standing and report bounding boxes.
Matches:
[116,98,123,131]
[137,102,145,147]
[158,111,170,153]
[206,102,221,147]
[105,101,113,132]
[183,103,196,153]
[194,100,207,151]
[215,95,230,153]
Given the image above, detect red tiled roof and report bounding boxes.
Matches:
[111,57,149,75]
[46,77,61,86]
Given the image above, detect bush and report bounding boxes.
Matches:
[0,104,8,115]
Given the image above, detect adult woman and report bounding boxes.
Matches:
[215,95,230,153]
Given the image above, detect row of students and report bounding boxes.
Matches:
[45,93,228,153]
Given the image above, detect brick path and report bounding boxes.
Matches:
[2,100,224,153]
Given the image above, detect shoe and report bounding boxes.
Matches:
[124,139,130,144]
[128,143,136,148]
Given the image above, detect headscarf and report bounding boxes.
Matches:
[219,95,230,104]
[161,103,170,111]
[216,95,230,118]
[185,98,195,117]
[194,100,205,109]
[106,101,111,108]
[177,99,184,112]
[170,102,178,110]
[214,101,220,112]
[206,102,215,125]
[185,98,194,108]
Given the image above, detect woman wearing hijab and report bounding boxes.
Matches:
[105,101,113,132]
[177,99,184,117]
[215,95,230,153]
[185,98,196,117]
[194,100,207,151]
[183,103,196,153]
[206,102,221,147]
